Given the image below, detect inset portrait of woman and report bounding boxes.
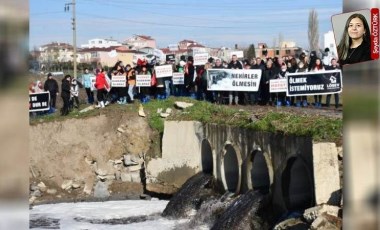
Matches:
[332,10,373,66]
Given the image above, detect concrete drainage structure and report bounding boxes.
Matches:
[145,121,341,218]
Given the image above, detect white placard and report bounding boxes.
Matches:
[90,76,96,91]
[172,72,184,85]
[193,53,209,65]
[207,69,262,92]
[136,74,151,87]
[155,65,173,78]
[269,79,288,93]
[111,75,126,87]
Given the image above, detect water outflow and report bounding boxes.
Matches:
[210,190,267,230]
[162,172,221,218]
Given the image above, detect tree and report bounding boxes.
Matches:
[245,44,256,60]
[308,9,319,52]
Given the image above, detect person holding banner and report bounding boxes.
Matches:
[60,75,71,116]
[311,58,325,108]
[44,73,59,111]
[81,68,95,104]
[295,61,309,107]
[275,63,290,106]
[95,68,110,108]
[137,65,150,102]
[325,58,341,109]
[184,57,195,96]
[125,64,136,103]
[261,59,277,106]
[227,54,243,105]
[337,13,372,66]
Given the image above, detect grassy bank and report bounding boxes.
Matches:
[30,97,342,144]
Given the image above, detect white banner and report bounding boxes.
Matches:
[90,76,96,91]
[193,53,209,65]
[155,65,173,78]
[270,79,288,93]
[136,74,151,87]
[207,69,262,92]
[172,73,184,85]
[111,75,126,87]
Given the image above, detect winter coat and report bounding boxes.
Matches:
[44,78,59,94]
[95,72,109,90]
[61,79,71,98]
[82,73,94,88]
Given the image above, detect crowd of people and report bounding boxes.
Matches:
[29,50,342,117]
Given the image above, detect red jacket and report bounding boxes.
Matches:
[95,72,109,90]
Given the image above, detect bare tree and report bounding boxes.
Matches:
[278,32,284,55]
[308,9,319,52]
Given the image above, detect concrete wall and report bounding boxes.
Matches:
[148,121,341,217]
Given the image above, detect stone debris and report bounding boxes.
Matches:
[114,159,123,165]
[174,101,194,109]
[165,108,172,114]
[30,184,39,191]
[273,218,308,230]
[46,189,57,195]
[310,213,342,230]
[61,180,73,190]
[79,105,95,113]
[37,182,47,192]
[127,165,142,172]
[72,182,81,189]
[93,181,110,198]
[160,113,170,118]
[337,146,343,158]
[83,180,93,195]
[138,104,146,117]
[157,108,163,114]
[117,127,126,133]
[29,196,37,204]
[31,190,42,197]
[304,204,340,223]
[95,168,108,176]
[124,154,139,166]
[120,172,130,182]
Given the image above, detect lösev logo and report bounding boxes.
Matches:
[371,8,379,60]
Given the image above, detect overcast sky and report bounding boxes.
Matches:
[29,0,342,50]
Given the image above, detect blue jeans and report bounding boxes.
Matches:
[164,79,172,97]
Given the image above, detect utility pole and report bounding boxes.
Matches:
[65,0,77,78]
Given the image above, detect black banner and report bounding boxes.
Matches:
[166,54,175,62]
[286,70,342,96]
[29,92,50,112]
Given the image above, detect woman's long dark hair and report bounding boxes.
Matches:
[337,13,371,60]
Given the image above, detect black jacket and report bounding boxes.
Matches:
[44,78,59,94]
[227,61,243,69]
[340,41,372,66]
[61,79,71,98]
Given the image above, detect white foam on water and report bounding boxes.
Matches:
[30,200,190,230]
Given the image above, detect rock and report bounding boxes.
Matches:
[151,197,159,201]
[61,180,73,190]
[310,213,342,230]
[124,154,139,166]
[46,189,57,195]
[95,168,108,176]
[84,156,95,165]
[79,105,95,113]
[138,104,146,117]
[93,181,110,198]
[273,218,308,230]
[30,184,39,191]
[117,127,125,133]
[157,108,163,114]
[140,194,151,200]
[160,113,170,118]
[127,164,142,172]
[114,159,123,165]
[304,204,340,223]
[31,190,42,197]
[29,196,37,204]
[83,179,94,195]
[97,174,115,181]
[72,182,81,189]
[37,182,47,192]
[174,101,194,109]
[165,108,172,114]
[115,171,121,180]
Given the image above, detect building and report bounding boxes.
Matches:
[78,46,146,67]
[324,31,338,58]
[38,42,79,65]
[178,39,197,50]
[124,35,156,49]
[255,42,303,58]
[80,38,122,49]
